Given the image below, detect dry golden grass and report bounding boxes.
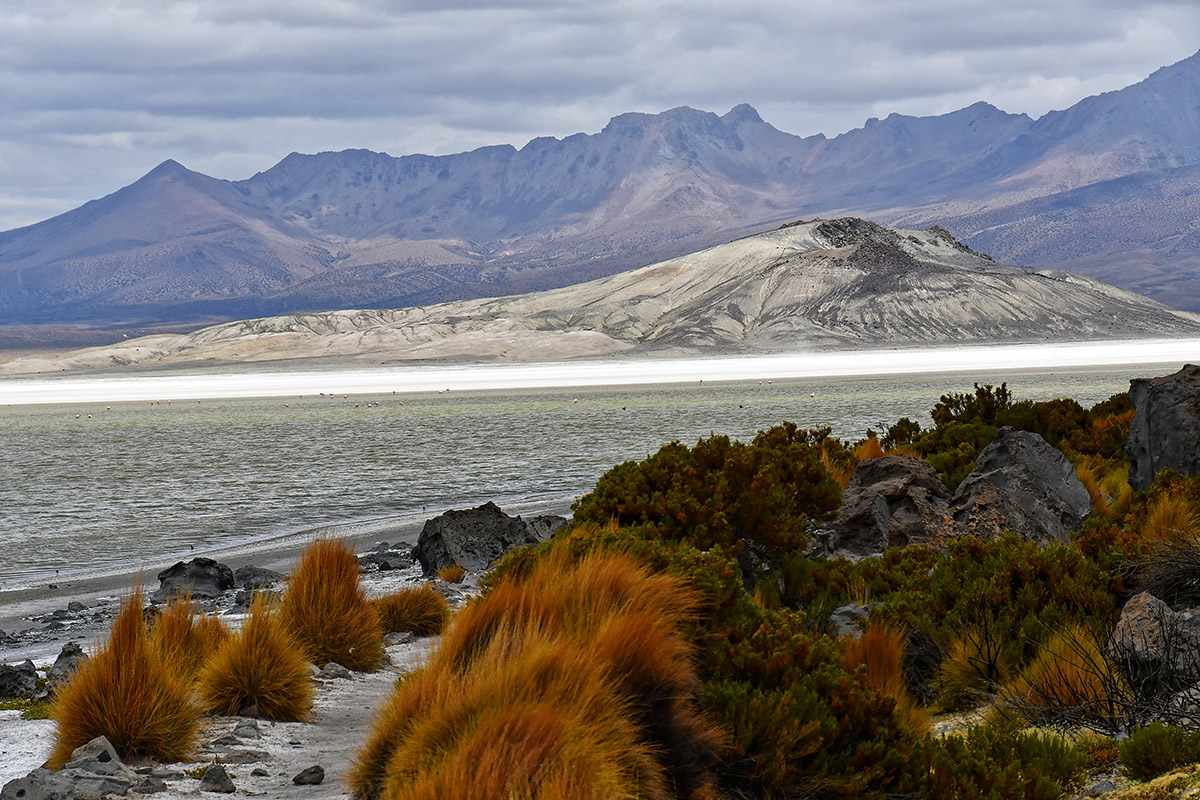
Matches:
[351,546,721,800]
[280,537,383,672]
[49,588,198,767]
[854,435,886,462]
[820,449,855,490]
[148,594,231,681]
[1003,624,1125,725]
[197,594,313,721]
[1076,460,1108,515]
[842,626,929,736]
[437,563,466,583]
[373,584,451,637]
[936,628,1019,711]
[1142,493,1200,545]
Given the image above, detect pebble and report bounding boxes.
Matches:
[293,765,325,785]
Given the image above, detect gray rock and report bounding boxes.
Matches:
[318,662,352,679]
[66,601,85,613]
[251,768,269,777]
[233,718,261,739]
[0,660,38,698]
[64,735,122,771]
[950,427,1092,544]
[1110,591,1200,690]
[47,642,88,691]
[385,631,416,646]
[413,501,566,575]
[199,764,236,793]
[828,602,872,639]
[233,565,283,590]
[293,766,325,785]
[154,557,235,601]
[1128,364,1200,490]
[1,768,73,800]
[829,454,951,559]
[1087,779,1118,796]
[131,775,168,794]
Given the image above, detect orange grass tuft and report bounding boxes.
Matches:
[437,563,466,583]
[1076,461,1108,515]
[280,537,383,672]
[854,435,886,462]
[1142,493,1200,544]
[198,594,314,721]
[351,546,722,800]
[373,584,451,637]
[842,626,929,736]
[149,594,231,681]
[49,588,198,767]
[1004,624,1124,725]
[936,628,1019,711]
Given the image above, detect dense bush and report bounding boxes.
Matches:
[918,721,1086,799]
[1120,722,1200,781]
[572,422,843,561]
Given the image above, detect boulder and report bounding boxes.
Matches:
[47,642,89,691]
[1110,591,1200,691]
[828,602,872,639]
[1128,364,1200,490]
[199,764,236,793]
[949,427,1092,544]
[829,454,951,559]
[154,557,235,601]
[233,565,282,590]
[1,736,135,800]
[412,502,566,575]
[358,543,412,572]
[0,660,38,698]
[293,766,325,786]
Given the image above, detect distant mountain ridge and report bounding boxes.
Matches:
[3,50,1200,339]
[6,218,1198,375]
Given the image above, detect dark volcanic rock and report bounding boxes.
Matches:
[413,501,566,575]
[199,764,236,793]
[154,557,235,601]
[950,427,1092,544]
[293,766,325,785]
[830,454,951,559]
[233,565,283,590]
[0,660,37,698]
[1128,364,1200,490]
[47,642,89,692]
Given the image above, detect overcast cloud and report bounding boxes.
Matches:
[1,0,1197,230]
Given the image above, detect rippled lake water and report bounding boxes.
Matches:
[0,365,1172,588]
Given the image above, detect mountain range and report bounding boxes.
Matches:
[3,50,1200,343]
[5,218,1198,375]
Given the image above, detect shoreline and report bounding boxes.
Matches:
[0,495,575,665]
[1,338,1198,406]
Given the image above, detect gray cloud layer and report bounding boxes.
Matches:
[1,0,1197,230]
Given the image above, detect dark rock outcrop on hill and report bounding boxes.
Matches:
[5,50,1200,339]
[413,501,566,576]
[950,427,1092,544]
[828,455,952,560]
[1128,364,1200,490]
[0,660,37,699]
[153,557,236,601]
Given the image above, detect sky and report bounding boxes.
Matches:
[2,0,1198,232]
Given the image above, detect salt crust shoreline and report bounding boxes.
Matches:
[0,550,462,792]
[2,339,1199,406]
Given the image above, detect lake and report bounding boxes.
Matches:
[0,359,1178,590]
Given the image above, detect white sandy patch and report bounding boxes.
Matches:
[0,710,55,784]
[1,339,1199,406]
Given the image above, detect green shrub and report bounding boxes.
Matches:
[919,722,1086,799]
[1120,722,1200,781]
[571,421,842,561]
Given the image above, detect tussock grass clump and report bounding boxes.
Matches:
[351,546,721,800]
[842,626,929,736]
[1142,493,1200,544]
[937,627,1020,711]
[373,584,451,637]
[50,588,198,767]
[437,563,466,583]
[149,594,231,681]
[198,594,313,721]
[280,537,383,672]
[1002,624,1125,728]
[854,434,885,462]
